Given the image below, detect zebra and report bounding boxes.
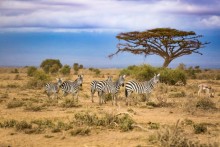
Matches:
[90,76,112,103]
[45,78,63,99]
[60,75,83,103]
[97,75,126,106]
[125,74,160,105]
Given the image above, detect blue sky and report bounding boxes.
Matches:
[0,0,220,68]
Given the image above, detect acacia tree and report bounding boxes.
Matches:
[109,28,209,67]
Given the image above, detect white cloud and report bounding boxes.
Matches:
[0,0,220,32]
[200,16,220,28]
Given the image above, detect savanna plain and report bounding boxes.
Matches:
[0,67,219,147]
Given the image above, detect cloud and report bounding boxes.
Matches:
[0,0,220,32]
[200,16,220,28]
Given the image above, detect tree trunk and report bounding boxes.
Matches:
[163,58,172,67]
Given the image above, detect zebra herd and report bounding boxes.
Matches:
[45,74,160,106]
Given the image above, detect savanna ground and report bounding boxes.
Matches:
[0,67,219,147]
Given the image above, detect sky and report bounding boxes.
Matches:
[0,0,220,68]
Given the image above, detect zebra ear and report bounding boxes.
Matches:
[123,75,126,78]
[157,73,160,77]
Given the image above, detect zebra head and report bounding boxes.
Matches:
[77,75,84,86]
[118,75,126,87]
[56,78,63,87]
[106,76,113,82]
[153,73,160,84]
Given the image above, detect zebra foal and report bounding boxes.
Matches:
[125,74,160,106]
[97,75,126,106]
[90,76,112,103]
[60,75,83,103]
[45,78,63,99]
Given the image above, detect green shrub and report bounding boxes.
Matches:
[196,98,216,110]
[73,63,79,74]
[27,66,37,77]
[120,64,157,81]
[168,91,186,98]
[146,102,158,107]
[89,67,101,76]
[148,122,160,130]
[149,120,192,147]
[160,68,187,85]
[120,64,187,85]
[7,84,20,88]
[16,121,32,131]
[7,99,24,108]
[193,123,207,134]
[60,64,71,75]
[11,68,19,73]
[60,98,81,108]
[0,119,17,128]
[26,70,51,88]
[73,112,134,132]
[40,59,62,74]
[25,103,45,111]
[70,127,91,136]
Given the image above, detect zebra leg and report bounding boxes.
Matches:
[76,92,79,103]
[126,91,131,106]
[91,90,95,103]
[98,91,102,105]
[115,94,118,106]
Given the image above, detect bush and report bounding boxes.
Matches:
[60,98,81,108]
[193,123,207,134]
[40,59,62,74]
[11,68,19,73]
[73,63,79,74]
[7,99,24,109]
[73,112,134,132]
[26,70,51,89]
[70,127,91,136]
[25,104,44,112]
[196,98,216,110]
[149,120,193,147]
[60,64,71,75]
[120,64,187,85]
[16,121,32,131]
[0,119,17,128]
[120,64,157,81]
[89,67,101,76]
[159,68,187,85]
[27,66,37,77]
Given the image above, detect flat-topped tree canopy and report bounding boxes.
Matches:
[109,28,209,67]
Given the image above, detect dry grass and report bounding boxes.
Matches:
[0,67,219,147]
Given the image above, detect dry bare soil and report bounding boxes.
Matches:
[0,68,219,147]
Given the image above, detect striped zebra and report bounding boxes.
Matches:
[90,76,112,103]
[60,75,83,103]
[97,75,126,106]
[125,74,160,105]
[45,78,63,99]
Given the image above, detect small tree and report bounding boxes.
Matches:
[177,63,186,71]
[109,28,209,67]
[60,65,71,75]
[79,64,84,69]
[27,66,37,77]
[73,63,79,75]
[40,59,62,74]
